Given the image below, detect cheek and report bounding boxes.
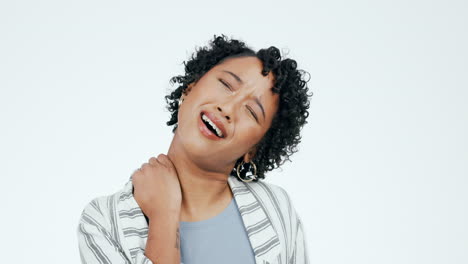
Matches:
[233,123,265,147]
[190,85,225,104]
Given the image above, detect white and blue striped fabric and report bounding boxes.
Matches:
[77,174,310,264]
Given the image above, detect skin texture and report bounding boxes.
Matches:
[131,56,280,264]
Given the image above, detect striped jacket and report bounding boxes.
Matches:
[77,174,310,264]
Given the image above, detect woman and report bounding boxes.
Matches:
[77,34,312,264]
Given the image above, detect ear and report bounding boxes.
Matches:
[243,146,258,163]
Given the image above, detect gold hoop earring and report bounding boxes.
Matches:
[236,160,258,183]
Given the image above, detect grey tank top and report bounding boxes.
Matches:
[179,197,256,264]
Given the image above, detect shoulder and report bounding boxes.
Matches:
[245,180,302,253]
[248,179,295,211]
[78,195,111,230]
[77,185,125,232]
[244,179,298,228]
[248,179,303,226]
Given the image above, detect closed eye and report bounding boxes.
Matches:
[218,78,232,91]
[246,105,259,122]
[218,78,258,123]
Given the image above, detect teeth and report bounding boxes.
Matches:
[202,114,224,138]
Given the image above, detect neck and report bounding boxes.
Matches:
[166,132,233,217]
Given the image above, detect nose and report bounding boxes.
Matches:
[217,106,231,121]
[217,89,254,122]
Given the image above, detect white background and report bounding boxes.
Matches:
[1,0,467,263]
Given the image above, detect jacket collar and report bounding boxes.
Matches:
[227,175,282,263]
[116,175,281,264]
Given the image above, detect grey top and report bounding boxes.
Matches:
[179,197,256,264]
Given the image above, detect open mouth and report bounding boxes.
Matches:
[200,112,224,138]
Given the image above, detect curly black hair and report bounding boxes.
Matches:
[165,34,313,182]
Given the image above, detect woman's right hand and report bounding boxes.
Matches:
[132,154,182,219]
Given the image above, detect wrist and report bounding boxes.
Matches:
[148,209,181,221]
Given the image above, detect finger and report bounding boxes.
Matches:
[131,169,143,180]
[132,168,141,176]
[156,154,169,167]
[157,154,175,169]
[148,157,159,166]
[141,162,151,170]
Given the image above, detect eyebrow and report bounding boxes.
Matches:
[222,70,266,121]
[222,70,243,84]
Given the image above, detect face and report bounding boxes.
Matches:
[175,56,280,172]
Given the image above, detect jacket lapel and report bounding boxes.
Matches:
[227,175,282,264]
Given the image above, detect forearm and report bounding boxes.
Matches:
[144,212,181,264]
